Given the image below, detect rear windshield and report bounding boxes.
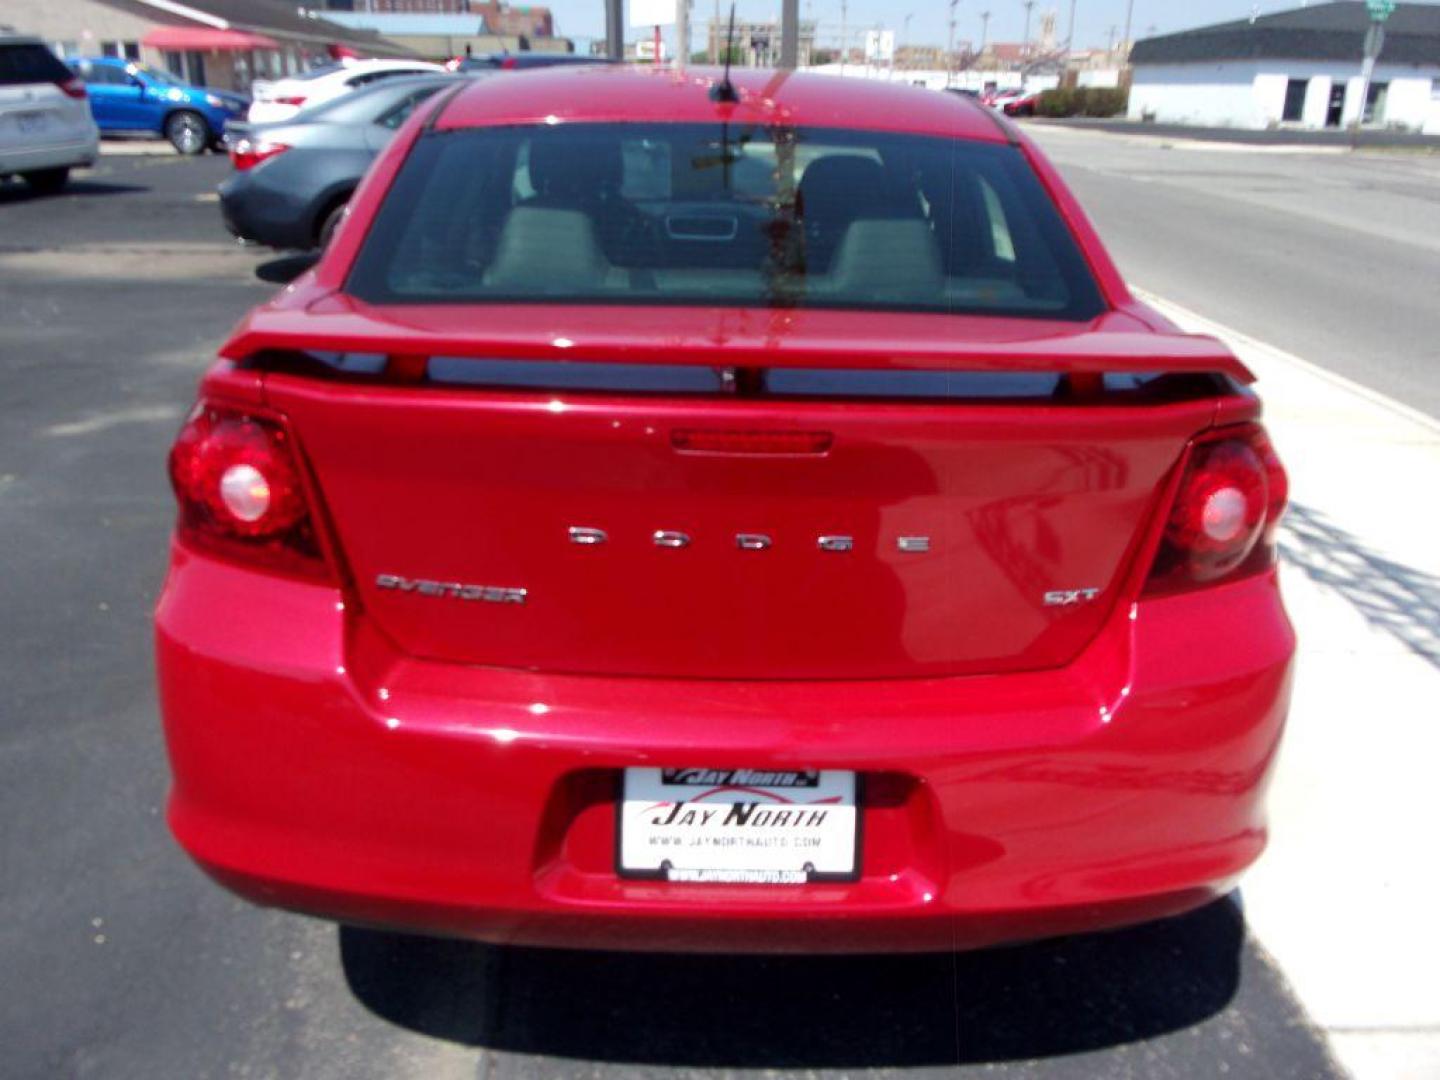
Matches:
[291,63,346,82]
[295,78,446,124]
[0,42,72,86]
[346,123,1106,320]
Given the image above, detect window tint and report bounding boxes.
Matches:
[346,68,425,89]
[294,62,345,82]
[134,64,187,88]
[377,85,445,129]
[0,42,73,85]
[346,123,1106,321]
[296,79,443,124]
[73,61,130,86]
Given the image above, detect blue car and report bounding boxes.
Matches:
[65,57,248,155]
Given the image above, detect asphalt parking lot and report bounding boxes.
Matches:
[0,152,1348,1079]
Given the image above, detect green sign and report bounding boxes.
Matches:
[1366,0,1395,21]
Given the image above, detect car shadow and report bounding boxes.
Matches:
[1282,502,1440,670]
[339,895,1244,1069]
[0,177,147,204]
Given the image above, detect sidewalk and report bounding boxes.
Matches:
[1142,292,1440,1080]
[97,137,182,157]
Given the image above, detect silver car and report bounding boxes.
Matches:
[0,34,100,194]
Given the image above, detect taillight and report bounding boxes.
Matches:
[1143,423,1287,597]
[273,95,308,106]
[168,404,331,580]
[58,76,87,99]
[229,138,290,171]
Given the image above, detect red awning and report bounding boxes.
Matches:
[142,27,281,52]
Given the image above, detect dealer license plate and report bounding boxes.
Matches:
[618,768,859,884]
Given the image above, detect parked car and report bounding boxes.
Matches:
[66,56,247,154]
[446,53,618,72]
[1003,91,1042,117]
[0,34,98,193]
[219,75,462,250]
[248,58,445,125]
[158,68,1294,954]
[983,86,1025,110]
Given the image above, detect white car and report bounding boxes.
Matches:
[0,34,99,194]
[247,59,444,125]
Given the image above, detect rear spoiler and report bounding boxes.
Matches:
[221,298,1255,383]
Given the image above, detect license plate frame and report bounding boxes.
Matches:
[616,768,861,884]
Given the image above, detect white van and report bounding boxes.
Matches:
[0,34,100,194]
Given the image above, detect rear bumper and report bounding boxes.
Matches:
[218,171,314,249]
[156,545,1294,953]
[0,131,99,175]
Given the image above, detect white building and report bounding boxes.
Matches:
[803,63,1056,96]
[1128,1,1440,134]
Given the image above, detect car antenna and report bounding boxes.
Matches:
[710,3,739,103]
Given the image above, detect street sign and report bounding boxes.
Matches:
[629,0,675,29]
[1366,0,1395,21]
[864,29,895,62]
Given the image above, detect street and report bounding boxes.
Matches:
[1028,123,1440,420]
[2,136,1430,1078]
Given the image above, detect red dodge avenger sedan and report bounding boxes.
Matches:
[156,67,1293,952]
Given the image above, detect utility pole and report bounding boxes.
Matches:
[1021,0,1035,58]
[780,0,799,67]
[840,0,848,73]
[676,0,689,66]
[1122,0,1134,53]
[1065,0,1077,52]
[947,0,958,86]
[605,0,623,59]
[980,10,991,54]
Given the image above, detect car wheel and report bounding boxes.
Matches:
[318,200,349,250]
[21,167,70,195]
[166,111,210,156]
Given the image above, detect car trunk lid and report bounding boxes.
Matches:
[245,301,1241,680]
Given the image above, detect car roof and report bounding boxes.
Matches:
[436,66,1012,143]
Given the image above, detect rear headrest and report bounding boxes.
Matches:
[798,156,919,222]
[527,132,622,202]
[485,206,609,291]
[827,219,944,299]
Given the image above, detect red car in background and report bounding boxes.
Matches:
[1003,90,1043,117]
[156,67,1293,953]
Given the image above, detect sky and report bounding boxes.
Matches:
[543,0,1315,52]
